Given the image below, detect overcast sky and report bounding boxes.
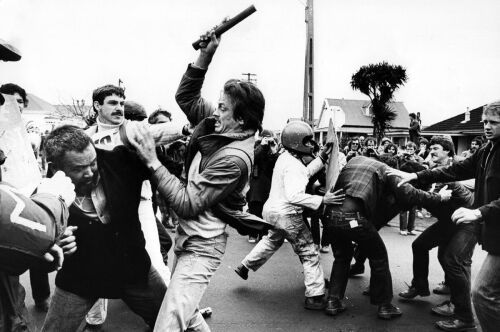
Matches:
[1,0,499,130]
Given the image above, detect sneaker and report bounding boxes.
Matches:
[248,236,257,243]
[234,264,249,280]
[348,263,365,277]
[377,303,403,320]
[435,319,476,331]
[200,307,213,318]
[432,300,455,317]
[417,211,424,218]
[433,281,451,295]
[325,297,346,316]
[408,230,418,236]
[400,230,408,236]
[304,295,326,310]
[320,246,330,253]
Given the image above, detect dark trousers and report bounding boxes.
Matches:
[412,222,477,323]
[29,268,50,303]
[156,219,172,266]
[325,222,393,305]
[399,206,416,232]
[0,272,31,332]
[310,216,329,247]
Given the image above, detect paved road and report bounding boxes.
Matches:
[22,218,486,331]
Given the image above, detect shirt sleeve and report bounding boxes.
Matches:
[283,165,323,210]
[151,156,242,218]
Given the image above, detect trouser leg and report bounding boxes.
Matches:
[122,267,167,329]
[441,225,477,323]
[411,222,453,292]
[242,228,285,271]
[407,206,416,232]
[154,233,227,332]
[0,272,31,332]
[358,223,393,305]
[472,254,500,332]
[157,218,172,265]
[327,228,354,300]
[29,268,50,303]
[286,214,325,297]
[41,287,96,332]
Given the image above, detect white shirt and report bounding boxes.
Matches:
[263,151,323,220]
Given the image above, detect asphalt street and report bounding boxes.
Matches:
[21,217,486,332]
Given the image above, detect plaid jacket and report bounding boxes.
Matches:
[334,156,443,222]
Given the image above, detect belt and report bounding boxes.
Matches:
[322,210,367,229]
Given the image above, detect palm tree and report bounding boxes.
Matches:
[351,62,408,142]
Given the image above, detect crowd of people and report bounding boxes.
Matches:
[1,32,500,332]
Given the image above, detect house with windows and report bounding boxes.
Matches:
[313,98,410,146]
[421,105,485,155]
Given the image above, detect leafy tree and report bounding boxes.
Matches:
[351,62,408,142]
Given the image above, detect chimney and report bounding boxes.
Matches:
[461,107,470,123]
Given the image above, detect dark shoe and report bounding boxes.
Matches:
[348,263,365,277]
[200,307,212,318]
[433,281,451,295]
[234,264,249,280]
[435,319,476,331]
[431,300,455,317]
[82,324,103,332]
[377,303,403,320]
[304,295,326,310]
[362,286,370,296]
[34,298,49,312]
[398,285,430,299]
[325,297,346,316]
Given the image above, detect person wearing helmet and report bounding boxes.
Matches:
[234,120,345,310]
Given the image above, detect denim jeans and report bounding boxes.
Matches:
[440,224,477,323]
[472,253,500,332]
[41,267,166,331]
[154,232,227,332]
[325,221,393,305]
[241,213,325,297]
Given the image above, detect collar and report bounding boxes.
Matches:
[96,117,124,132]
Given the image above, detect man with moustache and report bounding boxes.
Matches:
[394,101,500,332]
[40,125,168,331]
[397,136,477,332]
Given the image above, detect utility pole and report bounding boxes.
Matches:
[241,72,257,84]
[303,0,314,126]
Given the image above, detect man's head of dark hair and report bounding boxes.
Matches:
[223,79,265,132]
[148,108,172,124]
[44,125,93,168]
[409,113,416,119]
[124,100,147,121]
[0,83,28,106]
[430,135,455,157]
[92,85,125,108]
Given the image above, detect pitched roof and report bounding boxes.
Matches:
[422,105,484,134]
[318,98,409,130]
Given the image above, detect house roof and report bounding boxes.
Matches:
[318,98,410,130]
[25,93,57,113]
[422,105,484,134]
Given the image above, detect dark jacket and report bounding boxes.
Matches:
[416,141,500,254]
[56,146,151,298]
[247,143,278,204]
